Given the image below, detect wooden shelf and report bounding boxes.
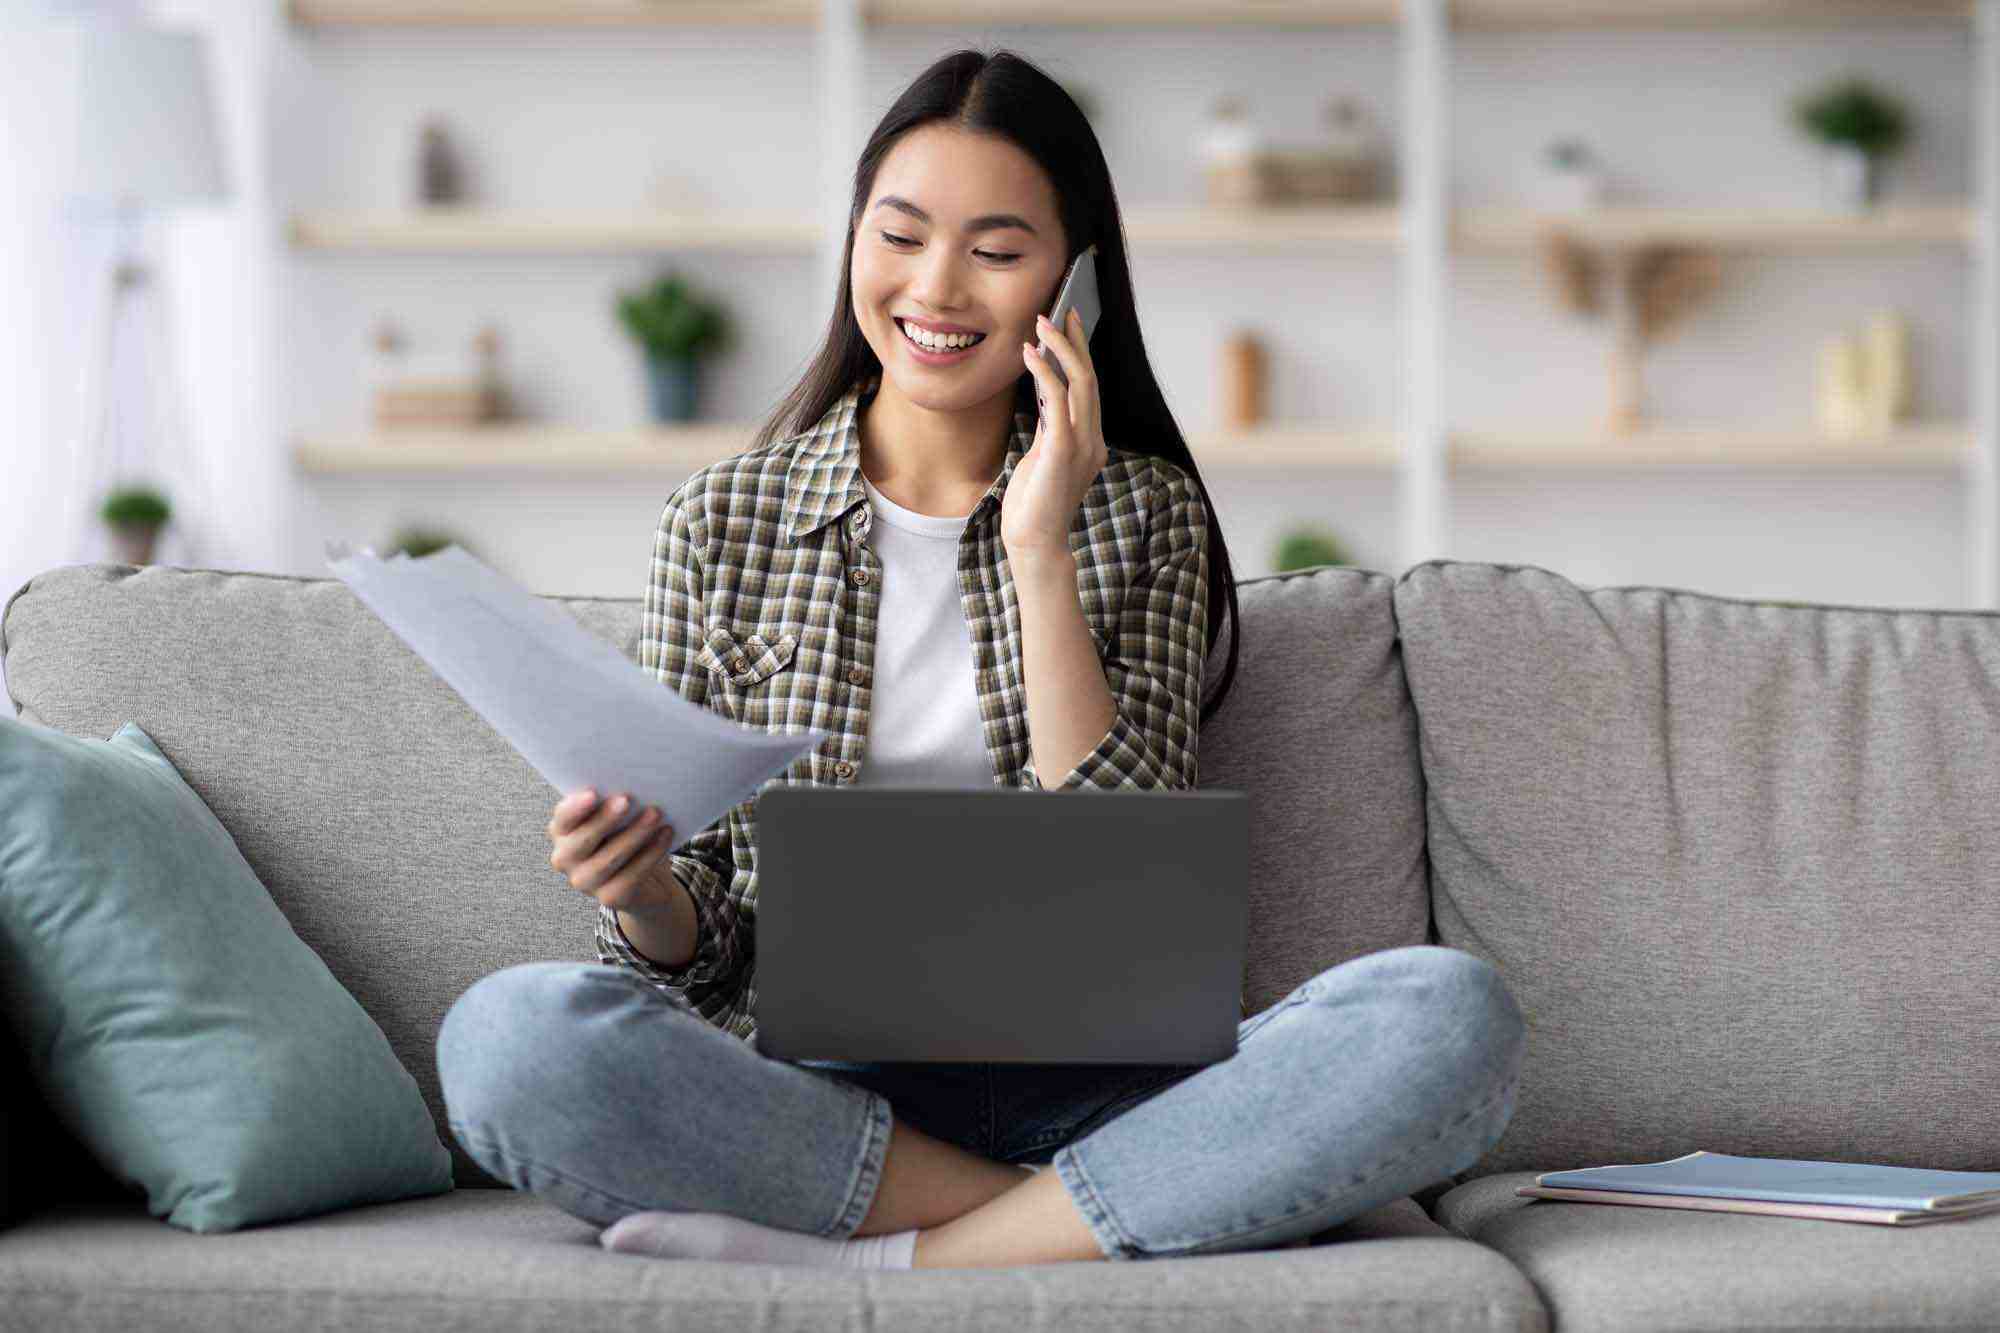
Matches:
[295,423,752,473]
[287,210,818,255]
[1452,423,1969,469]
[1189,426,1401,469]
[293,422,1968,474]
[867,0,1397,25]
[288,0,1970,29]
[1460,205,1974,251]
[287,204,1405,253]
[1456,0,1969,27]
[1133,204,1403,249]
[289,204,1974,255]
[287,0,1396,28]
[288,0,816,27]
[294,423,1402,473]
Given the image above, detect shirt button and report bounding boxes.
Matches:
[834,760,855,780]
[850,568,870,587]
[847,664,866,686]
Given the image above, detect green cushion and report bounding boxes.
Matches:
[0,717,452,1232]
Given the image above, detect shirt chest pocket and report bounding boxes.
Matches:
[696,627,800,724]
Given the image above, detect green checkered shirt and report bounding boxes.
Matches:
[596,372,1213,1043]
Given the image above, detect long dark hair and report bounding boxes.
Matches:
[751,47,1242,727]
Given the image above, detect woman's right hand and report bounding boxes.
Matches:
[547,789,680,915]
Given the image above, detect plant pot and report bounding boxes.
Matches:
[1539,166,1602,213]
[1823,143,1880,213]
[645,352,700,423]
[108,521,161,566]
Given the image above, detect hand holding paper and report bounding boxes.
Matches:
[324,541,827,849]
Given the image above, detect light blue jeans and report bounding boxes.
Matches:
[436,944,1525,1261]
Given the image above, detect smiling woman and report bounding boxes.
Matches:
[432,42,1531,1282]
[433,46,1441,1284]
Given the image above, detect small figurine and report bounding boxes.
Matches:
[418,117,465,206]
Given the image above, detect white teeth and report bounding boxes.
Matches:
[899,320,983,352]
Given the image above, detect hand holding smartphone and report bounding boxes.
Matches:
[1036,243,1101,391]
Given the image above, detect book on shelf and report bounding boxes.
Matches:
[1515,1151,2000,1227]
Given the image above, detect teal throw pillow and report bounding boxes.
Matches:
[0,717,452,1232]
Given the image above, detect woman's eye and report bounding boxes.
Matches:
[877,232,1018,263]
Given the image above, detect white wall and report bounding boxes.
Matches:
[2,17,88,643]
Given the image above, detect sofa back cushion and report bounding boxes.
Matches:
[1213,567,1433,1013]
[2,560,1429,1193]
[1394,560,2000,1180]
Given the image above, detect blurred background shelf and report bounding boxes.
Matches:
[1451,0,1970,28]
[286,0,1972,30]
[288,211,824,255]
[286,204,1409,252]
[295,424,756,473]
[288,0,820,28]
[293,423,1964,474]
[288,204,1973,254]
[1450,423,1970,468]
[1458,205,1974,250]
[293,425,1406,473]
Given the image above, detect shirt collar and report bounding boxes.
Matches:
[783,371,1038,544]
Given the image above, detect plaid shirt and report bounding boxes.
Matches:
[595,371,1215,1044]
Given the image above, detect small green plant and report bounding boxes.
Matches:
[1793,77,1910,158]
[1273,526,1351,573]
[99,486,171,528]
[385,526,465,560]
[615,273,733,360]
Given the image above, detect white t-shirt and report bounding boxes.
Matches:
[848,471,996,789]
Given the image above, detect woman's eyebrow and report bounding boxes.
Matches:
[871,195,1039,236]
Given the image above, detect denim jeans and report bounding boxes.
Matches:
[436,944,1525,1261]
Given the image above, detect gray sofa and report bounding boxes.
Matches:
[2,555,1995,1332]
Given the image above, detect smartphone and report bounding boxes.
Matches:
[1037,243,1101,391]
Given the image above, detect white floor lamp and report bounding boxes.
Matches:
[65,18,229,570]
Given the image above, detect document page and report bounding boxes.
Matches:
[325,541,826,843]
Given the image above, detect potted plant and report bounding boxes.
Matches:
[615,272,734,422]
[1792,76,1911,212]
[99,485,172,566]
[1539,137,1603,213]
[1273,525,1352,574]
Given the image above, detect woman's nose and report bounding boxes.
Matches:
[910,254,969,304]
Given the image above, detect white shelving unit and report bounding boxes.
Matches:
[285,0,2000,602]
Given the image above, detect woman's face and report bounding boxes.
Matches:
[850,125,1069,412]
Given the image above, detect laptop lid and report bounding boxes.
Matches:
[753,786,1249,1064]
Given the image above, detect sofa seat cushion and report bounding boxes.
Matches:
[0,1189,1548,1333]
[1435,1172,2000,1332]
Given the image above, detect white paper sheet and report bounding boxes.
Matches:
[324,540,827,843]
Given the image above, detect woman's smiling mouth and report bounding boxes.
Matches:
[895,317,987,365]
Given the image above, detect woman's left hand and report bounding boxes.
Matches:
[1003,307,1107,566]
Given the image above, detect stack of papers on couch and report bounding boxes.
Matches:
[1517,1151,2000,1226]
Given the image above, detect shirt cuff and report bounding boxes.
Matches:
[1027,711,1167,792]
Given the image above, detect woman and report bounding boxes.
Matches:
[437,48,1525,1272]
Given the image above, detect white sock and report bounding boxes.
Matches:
[600,1210,919,1269]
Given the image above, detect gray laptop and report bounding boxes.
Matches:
[753,785,1249,1065]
